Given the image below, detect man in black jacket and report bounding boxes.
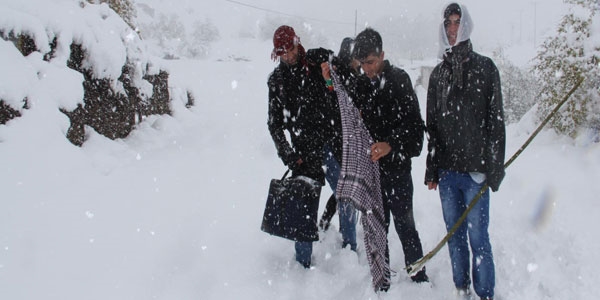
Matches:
[267,25,335,268]
[352,27,429,284]
[425,3,505,300]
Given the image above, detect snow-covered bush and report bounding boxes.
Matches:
[135,7,220,59]
[89,0,137,30]
[188,18,220,58]
[492,48,539,124]
[0,0,174,145]
[533,0,600,137]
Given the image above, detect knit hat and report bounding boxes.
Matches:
[272,25,300,57]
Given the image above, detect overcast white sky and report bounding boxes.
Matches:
[212,0,566,45]
[175,0,569,65]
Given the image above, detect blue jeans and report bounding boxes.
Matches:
[438,170,495,299]
[294,182,321,268]
[295,241,313,268]
[323,145,358,251]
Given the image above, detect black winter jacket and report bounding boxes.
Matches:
[267,51,335,184]
[354,60,425,174]
[425,51,506,191]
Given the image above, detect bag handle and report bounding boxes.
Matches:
[281,169,290,180]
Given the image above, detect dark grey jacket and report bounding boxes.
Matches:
[425,51,506,191]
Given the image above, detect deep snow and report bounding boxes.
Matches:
[1,0,599,299]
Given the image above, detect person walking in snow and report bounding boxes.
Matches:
[351,27,429,285]
[424,3,505,300]
[266,25,334,268]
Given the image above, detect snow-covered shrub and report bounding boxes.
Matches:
[135,9,220,59]
[492,48,539,124]
[533,0,600,137]
[88,0,137,30]
[0,0,173,145]
[189,18,220,57]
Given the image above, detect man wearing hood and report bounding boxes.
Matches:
[425,3,505,300]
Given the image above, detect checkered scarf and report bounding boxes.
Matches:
[330,67,390,291]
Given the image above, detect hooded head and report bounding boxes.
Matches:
[337,37,355,66]
[438,3,473,57]
[444,3,462,20]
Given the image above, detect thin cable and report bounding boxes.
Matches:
[224,0,354,25]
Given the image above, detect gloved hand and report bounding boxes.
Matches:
[306,48,333,65]
[285,152,303,171]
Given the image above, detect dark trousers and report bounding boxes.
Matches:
[380,169,424,268]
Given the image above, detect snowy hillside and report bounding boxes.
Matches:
[1,0,599,299]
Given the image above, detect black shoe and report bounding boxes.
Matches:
[298,260,311,269]
[410,268,429,283]
[455,288,471,299]
[378,283,390,293]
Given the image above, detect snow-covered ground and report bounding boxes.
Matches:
[1,0,598,299]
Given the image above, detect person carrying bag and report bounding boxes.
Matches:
[263,25,333,268]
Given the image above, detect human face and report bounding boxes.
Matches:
[445,14,461,46]
[359,52,384,80]
[279,44,299,65]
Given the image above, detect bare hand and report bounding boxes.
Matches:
[320,62,331,80]
[370,142,391,162]
[427,182,438,191]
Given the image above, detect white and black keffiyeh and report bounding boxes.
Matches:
[330,67,390,291]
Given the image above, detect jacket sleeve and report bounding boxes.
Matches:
[322,85,343,163]
[484,60,506,192]
[425,66,440,185]
[387,70,425,161]
[267,73,299,169]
